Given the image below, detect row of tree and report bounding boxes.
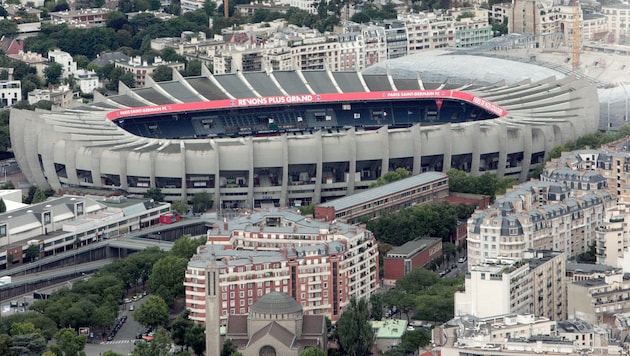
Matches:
[3,234,207,355]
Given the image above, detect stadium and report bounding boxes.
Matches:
[10,51,599,208]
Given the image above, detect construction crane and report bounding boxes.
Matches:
[572,0,581,72]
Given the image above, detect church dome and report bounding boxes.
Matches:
[250,292,302,314]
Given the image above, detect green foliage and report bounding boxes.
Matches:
[171,200,189,215]
[31,189,48,204]
[529,126,630,179]
[148,255,188,306]
[448,169,516,200]
[381,269,464,324]
[54,327,87,356]
[151,65,172,82]
[143,188,164,202]
[300,346,327,356]
[171,235,206,260]
[171,310,193,347]
[221,339,238,356]
[0,20,18,37]
[185,323,206,355]
[370,168,411,188]
[0,311,58,340]
[456,11,475,21]
[369,292,384,320]
[10,332,47,355]
[576,242,597,264]
[367,201,475,245]
[44,62,63,85]
[191,192,212,213]
[134,295,169,327]
[0,198,6,213]
[334,297,374,356]
[298,204,315,216]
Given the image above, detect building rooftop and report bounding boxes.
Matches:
[318,171,447,211]
[371,319,408,339]
[387,237,441,258]
[249,292,302,314]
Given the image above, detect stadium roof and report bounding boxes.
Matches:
[318,171,447,211]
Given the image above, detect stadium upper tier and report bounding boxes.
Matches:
[10,52,599,208]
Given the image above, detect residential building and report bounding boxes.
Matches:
[566,262,620,283]
[49,8,111,28]
[467,181,613,265]
[114,56,184,87]
[596,206,630,270]
[383,24,408,59]
[222,292,327,356]
[0,37,24,56]
[557,319,608,349]
[184,209,379,324]
[8,51,46,77]
[74,69,100,94]
[601,4,630,44]
[27,85,73,108]
[383,238,442,286]
[0,80,21,107]
[48,49,77,79]
[455,250,566,320]
[438,314,556,350]
[567,269,630,324]
[508,0,579,48]
[180,0,205,13]
[90,52,132,68]
[451,8,493,48]
[314,172,449,224]
[275,0,317,14]
[371,319,408,353]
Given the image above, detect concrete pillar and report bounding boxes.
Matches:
[281,134,289,206]
[412,124,422,175]
[348,128,357,195]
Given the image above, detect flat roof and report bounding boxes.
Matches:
[371,319,408,339]
[387,237,441,257]
[318,171,447,212]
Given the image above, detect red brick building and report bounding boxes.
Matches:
[383,237,442,285]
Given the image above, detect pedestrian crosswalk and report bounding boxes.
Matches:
[101,339,135,345]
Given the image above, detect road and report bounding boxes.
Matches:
[84,293,150,356]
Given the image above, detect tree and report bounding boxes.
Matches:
[370,292,384,320]
[221,339,238,356]
[148,255,188,305]
[151,65,172,82]
[370,167,411,188]
[54,327,87,356]
[299,347,327,356]
[298,204,315,216]
[133,295,169,327]
[171,200,188,215]
[143,188,164,202]
[31,189,47,204]
[44,62,63,85]
[185,323,206,355]
[191,192,212,213]
[0,198,6,213]
[334,297,374,356]
[10,332,47,355]
[10,322,40,336]
[171,235,206,260]
[0,20,18,37]
[171,310,193,348]
[400,329,431,354]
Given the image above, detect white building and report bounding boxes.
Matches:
[27,85,73,108]
[47,49,76,79]
[455,251,566,320]
[0,80,21,107]
[74,69,100,94]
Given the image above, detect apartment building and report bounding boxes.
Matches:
[184,209,379,324]
[0,80,21,107]
[455,250,566,320]
[27,85,73,108]
[47,49,76,79]
[601,4,630,44]
[567,269,630,325]
[467,181,613,265]
[114,56,184,87]
[49,8,111,28]
[314,171,449,224]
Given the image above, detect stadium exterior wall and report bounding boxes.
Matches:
[9,75,600,208]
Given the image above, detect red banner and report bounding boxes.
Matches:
[107,90,508,120]
[435,98,443,111]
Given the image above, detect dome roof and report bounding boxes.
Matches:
[250,292,302,314]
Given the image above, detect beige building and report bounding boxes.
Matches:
[467,181,612,265]
[27,85,73,108]
[114,56,184,87]
[601,4,630,44]
[455,250,566,320]
[568,269,630,324]
[596,206,630,270]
